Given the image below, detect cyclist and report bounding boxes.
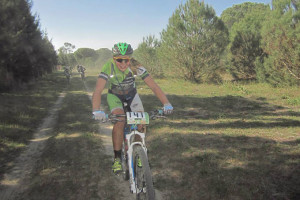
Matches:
[77,65,85,72]
[92,42,173,174]
[77,65,86,80]
[64,66,71,83]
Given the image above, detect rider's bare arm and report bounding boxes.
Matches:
[92,78,107,111]
[143,76,170,105]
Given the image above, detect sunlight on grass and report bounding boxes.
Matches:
[182,148,219,158]
[222,158,246,169]
[40,168,56,176]
[70,90,88,95]
[30,136,51,142]
[0,138,26,149]
[1,178,20,186]
[160,127,297,141]
[0,124,30,132]
[56,133,82,139]
[19,113,31,119]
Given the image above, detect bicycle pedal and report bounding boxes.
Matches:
[113,170,123,175]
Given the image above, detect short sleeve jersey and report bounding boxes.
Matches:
[79,66,85,72]
[98,59,149,93]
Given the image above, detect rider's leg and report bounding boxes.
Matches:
[107,93,125,158]
[111,108,125,158]
[110,108,125,173]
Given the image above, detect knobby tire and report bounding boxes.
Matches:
[121,149,129,181]
[133,145,155,200]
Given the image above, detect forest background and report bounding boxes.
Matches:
[1,0,300,91]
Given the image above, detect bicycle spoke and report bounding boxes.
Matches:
[133,146,155,200]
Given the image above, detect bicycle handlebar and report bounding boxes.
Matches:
[148,109,166,120]
[105,109,166,123]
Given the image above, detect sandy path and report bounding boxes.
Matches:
[0,92,66,200]
[84,83,134,200]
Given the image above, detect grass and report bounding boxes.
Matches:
[1,67,299,199]
[86,68,300,199]
[19,78,121,199]
[137,79,300,200]
[0,72,66,176]
[85,68,300,199]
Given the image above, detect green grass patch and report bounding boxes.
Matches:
[1,68,299,199]
[287,97,300,106]
[0,72,66,175]
[136,79,300,200]
[86,70,300,199]
[19,75,122,199]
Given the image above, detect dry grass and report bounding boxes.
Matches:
[138,79,300,200]
[0,72,66,177]
[17,76,121,199]
[1,69,299,199]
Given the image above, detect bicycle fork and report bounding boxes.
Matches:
[125,131,148,194]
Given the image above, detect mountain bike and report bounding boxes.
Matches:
[106,107,165,200]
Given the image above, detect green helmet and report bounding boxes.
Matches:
[112,42,133,57]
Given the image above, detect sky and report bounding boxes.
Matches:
[31,0,271,51]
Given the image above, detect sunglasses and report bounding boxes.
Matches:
[115,58,131,63]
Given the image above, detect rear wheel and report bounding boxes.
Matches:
[133,145,155,200]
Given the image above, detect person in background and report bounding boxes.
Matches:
[77,65,86,80]
[64,66,71,83]
[77,65,86,73]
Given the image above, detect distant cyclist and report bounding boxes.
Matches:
[77,65,86,80]
[64,66,71,83]
[92,42,173,174]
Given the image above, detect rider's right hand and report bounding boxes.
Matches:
[92,110,106,121]
[163,103,173,115]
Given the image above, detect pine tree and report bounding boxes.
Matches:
[160,0,228,83]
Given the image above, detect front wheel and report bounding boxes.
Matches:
[121,147,129,181]
[133,145,155,200]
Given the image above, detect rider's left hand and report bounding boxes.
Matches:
[163,103,173,115]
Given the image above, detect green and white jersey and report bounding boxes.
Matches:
[98,59,149,93]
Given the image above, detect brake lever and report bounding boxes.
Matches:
[150,114,166,120]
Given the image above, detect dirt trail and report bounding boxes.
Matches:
[85,84,134,200]
[0,92,66,200]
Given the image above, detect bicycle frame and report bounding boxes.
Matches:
[107,109,164,198]
[124,127,148,193]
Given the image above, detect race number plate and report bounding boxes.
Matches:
[126,112,149,124]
